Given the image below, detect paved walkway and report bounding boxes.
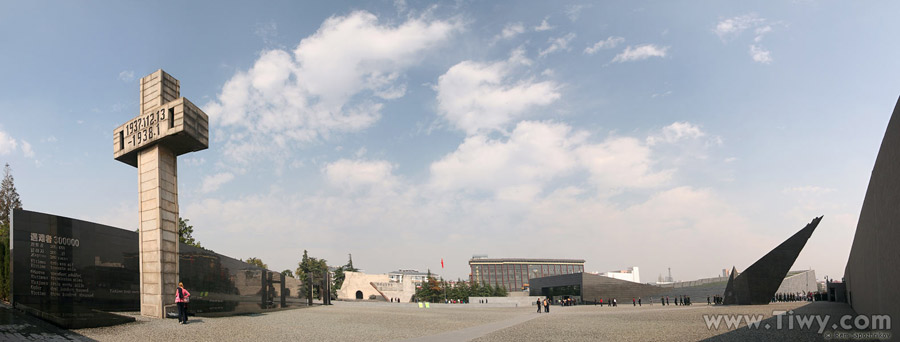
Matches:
[399,311,542,342]
[0,303,92,341]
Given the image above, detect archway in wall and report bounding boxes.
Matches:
[356,290,363,299]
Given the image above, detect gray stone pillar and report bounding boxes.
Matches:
[138,145,179,318]
[113,69,208,319]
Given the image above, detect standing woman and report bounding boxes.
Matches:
[176,282,191,324]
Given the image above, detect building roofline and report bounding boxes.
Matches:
[468,258,585,264]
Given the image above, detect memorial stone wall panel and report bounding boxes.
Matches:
[11,209,304,327]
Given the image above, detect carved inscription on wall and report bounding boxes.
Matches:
[122,107,168,150]
[27,232,92,298]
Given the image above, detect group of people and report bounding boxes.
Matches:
[660,295,691,306]
[536,297,551,313]
[710,294,724,305]
[631,297,645,306]
[773,292,814,302]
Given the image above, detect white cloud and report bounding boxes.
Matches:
[750,44,772,64]
[584,36,625,55]
[576,136,673,189]
[714,14,764,40]
[611,44,669,63]
[430,121,675,195]
[181,121,752,280]
[714,14,777,64]
[200,172,235,193]
[21,140,33,158]
[565,4,588,22]
[204,11,460,164]
[324,159,397,191]
[754,25,772,42]
[0,130,17,155]
[498,22,525,40]
[646,122,706,146]
[435,49,561,134]
[254,21,278,45]
[534,18,553,31]
[651,90,673,98]
[118,70,134,82]
[539,33,576,57]
[393,0,407,13]
[429,121,583,194]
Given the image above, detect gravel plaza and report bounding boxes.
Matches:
[1,300,867,341]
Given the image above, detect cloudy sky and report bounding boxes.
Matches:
[2,1,899,283]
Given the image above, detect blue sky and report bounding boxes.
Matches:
[2,1,899,283]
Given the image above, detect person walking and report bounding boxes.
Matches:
[176,282,191,324]
[632,297,636,306]
[638,297,642,306]
[543,298,550,313]
[537,298,542,313]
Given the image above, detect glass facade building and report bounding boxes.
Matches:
[468,258,585,292]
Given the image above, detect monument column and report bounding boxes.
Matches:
[114,69,208,318]
[137,145,179,317]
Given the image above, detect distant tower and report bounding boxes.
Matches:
[666,267,674,282]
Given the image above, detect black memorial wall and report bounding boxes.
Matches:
[11,209,302,328]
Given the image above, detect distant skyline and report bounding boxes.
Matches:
[2,1,899,282]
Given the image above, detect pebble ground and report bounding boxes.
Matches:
[1,300,868,341]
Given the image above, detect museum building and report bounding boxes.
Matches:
[468,257,585,292]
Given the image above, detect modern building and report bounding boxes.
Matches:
[387,269,431,283]
[530,270,818,304]
[600,267,640,283]
[468,257,585,292]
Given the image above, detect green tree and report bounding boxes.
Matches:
[178,217,201,247]
[414,269,444,303]
[281,269,294,278]
[332,253,358,292]
[0,163,22,301]
[246,257,267,269]
[0,163,22,230]
[296,250,328,302]
[345,253,358,272]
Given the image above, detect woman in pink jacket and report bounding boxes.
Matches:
[175,282,191,324]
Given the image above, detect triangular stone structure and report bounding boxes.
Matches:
[845,96,900,322]
[724,216,822,305]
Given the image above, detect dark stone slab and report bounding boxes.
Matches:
[724,216,822,305]
[10,209,304,328]
[844,95,900,323]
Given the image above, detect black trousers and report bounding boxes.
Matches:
[177,302,188,322]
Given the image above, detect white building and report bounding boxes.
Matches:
[600,266,640,283]
[387,269,433,283]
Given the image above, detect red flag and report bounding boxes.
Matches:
[441,258,444,269]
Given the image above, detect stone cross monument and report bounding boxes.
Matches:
[113,70,209,318]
